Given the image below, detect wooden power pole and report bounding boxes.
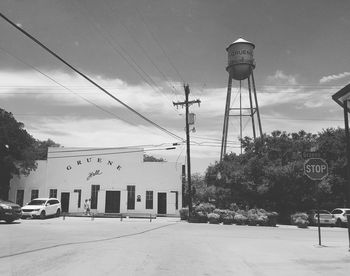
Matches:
[173,84,200,217]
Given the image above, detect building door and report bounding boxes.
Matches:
[16,190,24,206]
[157,193,167,214]
[105,191,120,213]
[61,192,70,213]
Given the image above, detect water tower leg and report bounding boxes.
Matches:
[239,80,243,154]
[248,75,256,140]
[251,71,263,137]
[220,75,233,161]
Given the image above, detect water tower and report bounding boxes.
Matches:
[220,37,263,161]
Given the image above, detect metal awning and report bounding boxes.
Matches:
[332,83,350,113]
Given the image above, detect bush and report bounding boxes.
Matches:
[189,211,208,223]
[266,212,278,227]
[291,212,309,228]
[234,213,248,225]
[222,212,235,225]
[179,208,189,220]
[208,213,221,224]
[247,212,260,226]
[194,203,215,215]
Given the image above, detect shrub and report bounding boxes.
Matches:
[234,213,248,225]
[247,212,259,226]
[208,213,221,224]
[291,212,309,228]
[189,211,208,223]
[222,212,235,225]
[194,203,215,215]
[179,208,189,220]
[266,212,278,227]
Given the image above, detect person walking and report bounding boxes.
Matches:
[84,199,91,215]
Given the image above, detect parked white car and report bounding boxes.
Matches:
[21,198,61,219]
[331,208,350,227]
[306,209,335,226]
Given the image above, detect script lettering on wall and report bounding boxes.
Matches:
[87,170,102,181]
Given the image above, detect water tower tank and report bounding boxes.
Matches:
[226,37,255,80]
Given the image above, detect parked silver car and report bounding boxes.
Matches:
[331,208,350,227]
[307,209,335,226]
[21,198,61,219]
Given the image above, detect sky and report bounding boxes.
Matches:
[0,0,349,175]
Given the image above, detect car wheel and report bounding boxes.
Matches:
[40,210,46,219]
[335,219,342,227]
[56,209,61,217]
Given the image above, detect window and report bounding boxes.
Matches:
[127,185,135,210]
[171,191,179,210]
[16,190,24,206]
[146,191,153,209]
[91,185,100,209]
[31,189,39,200]
[74,189,82,208]
[49,189,57,198]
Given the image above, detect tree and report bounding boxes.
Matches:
[0,109,60,200]
[33,138,60,160]
[143,154,166,162]
[0,109,37,199]
[205,129,347,222]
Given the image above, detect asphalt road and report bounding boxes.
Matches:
[0,217,349,276]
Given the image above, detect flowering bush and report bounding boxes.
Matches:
[189,211,208,223]
[291,212,309,228]
[222,212,235,225]
[208,213,221,224]
[194,203,215,215]
[234,213,248,225]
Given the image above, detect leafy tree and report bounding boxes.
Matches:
[0,109,37,199]
[143,154,166,162]
[0,109,60,199]
[205,128,347,223]
[34,139,60,160]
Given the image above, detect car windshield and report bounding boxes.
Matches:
[345,210,350,214]
[28,200,46,205]
[319,210,330,214]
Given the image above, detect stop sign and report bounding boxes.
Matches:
[304,158,328,180]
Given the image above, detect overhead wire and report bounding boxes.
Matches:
[135,7,185,84]
[0,11,185,142]
[102,0,181,98]
[73,1,181,115]
[0,46,136,125]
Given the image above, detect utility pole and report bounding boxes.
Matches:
[173,84,201,217]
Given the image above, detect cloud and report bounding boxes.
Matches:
[266,70,297,85]
[319,72,350,83]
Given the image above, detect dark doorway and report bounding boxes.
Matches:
[16,190,24,206]
[105,191,120,213]
[61,192,70,213]
[157,193,167,214]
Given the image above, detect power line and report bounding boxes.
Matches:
[74,1,181,115]
[102,0,181,98]
[0,46,136,125]
[135,7,185,83]
[48,146,177,159]
[0,12,184,142]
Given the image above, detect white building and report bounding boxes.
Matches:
[9,147,183,216]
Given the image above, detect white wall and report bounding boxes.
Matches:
[9,161,48,205]
[9,147,183,215]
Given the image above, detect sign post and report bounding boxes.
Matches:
[304,157,328,246]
